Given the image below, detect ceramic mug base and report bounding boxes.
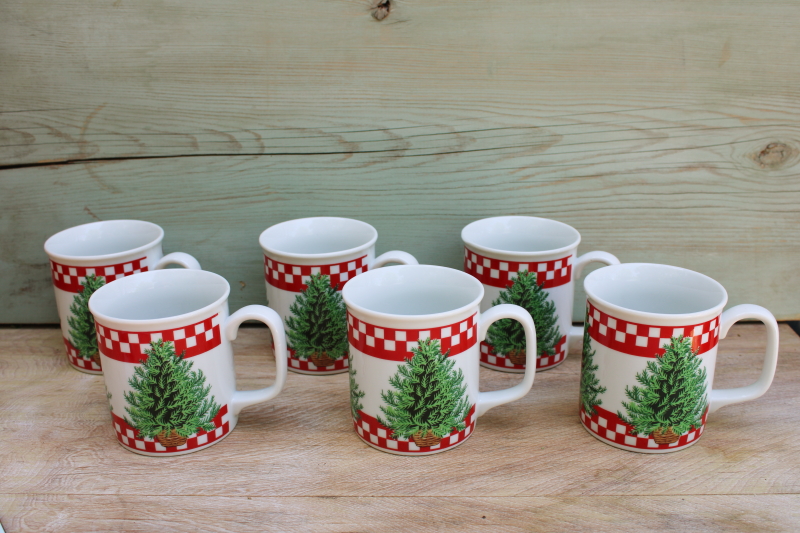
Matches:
[479,357,567,373]
[580,419,703,454]
[356,431,473,456]
[288,367,348,375]
[115,426,234,457]
[68,360,103,375]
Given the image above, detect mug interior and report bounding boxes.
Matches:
[45,220,163,259]
[260,217,377,257]
[343,265,483,316]
[89,269,229,322]
[584,263,727,316]
[462,216,580,255]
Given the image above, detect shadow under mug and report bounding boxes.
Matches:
[88,269,288,456]
[579,263,779,453]
[44,220,201,374]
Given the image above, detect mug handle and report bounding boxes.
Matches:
[371,251,419,268]
[155,252,202,270]
[568,251,620,352]
[708,304,780,414]
[224,305,289,416]
[476,304,537,417]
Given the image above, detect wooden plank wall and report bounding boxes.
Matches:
[1,0,799,323]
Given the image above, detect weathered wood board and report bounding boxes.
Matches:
[1,0,800,323]
[0,324,798,531]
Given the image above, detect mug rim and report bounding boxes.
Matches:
[259,217,378,260]
[88,269,230,327]
[44,219,165,264]
[342,264,484,324]
[584,263,728,321]
[461,216,581,259]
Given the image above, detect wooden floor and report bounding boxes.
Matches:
[1,324,799,532]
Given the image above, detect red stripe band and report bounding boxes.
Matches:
[464,248,572,289]
[112,405,230,453]
[348,313,478,361]
[354,404,476,453]
[50,258,149,293]
[587,302,720,358]
[581,404,707,450]
[264,255,368,293]
[480,335,567,370]
[96,314,222,363]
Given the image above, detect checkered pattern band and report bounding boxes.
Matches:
[96,314,222,364]
[353,405,476,453]
[264,255,368,293]
[63,337,102,372]
[581,404,707,450]
[480,334,567,370]
[464,248,572,289]
[348,313,478,361]
[50,258,148,293]
[587,302,720,358]
[112,404,230,453]
[273,341,350,372]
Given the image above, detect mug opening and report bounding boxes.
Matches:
[259,217,377,258]
[461,216,580,257]
[584,263,727,317]
[89,270,229,323]
[44,220,163,260]
[342,265,483,318]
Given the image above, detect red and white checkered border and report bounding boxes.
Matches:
[63,337,102,372]
[580,404,707,450]
[480,334,567,370]
[354,405,476,453]
[464,248,572,289]
[112,405,231,453]
[587,302,720,358]
[348,313,478,361]
[96,314,222,364]
[265,255,368,293]
[279,343,349,372]
[50,258,148,293]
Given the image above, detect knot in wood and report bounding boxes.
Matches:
[371,0,391,21]
[756,142,791,169]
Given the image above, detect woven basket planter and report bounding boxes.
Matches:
[651,427,680,444]
[506,349,526,366]
[412,430,442,447]
[309,352,337,368]
[157,429,188,447]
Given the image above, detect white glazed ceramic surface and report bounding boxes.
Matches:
[259,217,417,375]
[44,220,201,374]
[88,269,288,457]
[580,263,780,454]
[342,265,538,456]
[461,216,619,373]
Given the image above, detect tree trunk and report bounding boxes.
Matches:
[651,427,680,444]
[412,430,442,447]
[506,349,526,366]
[157,429,188,447]
[310,351,336,368]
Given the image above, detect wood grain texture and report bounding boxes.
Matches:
[0,325,798,531]
[1,0,800,322]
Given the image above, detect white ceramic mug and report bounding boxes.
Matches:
[44,220,201,374]
[342,265,537,455]
[462,216,619,372]
[579,263,779,453]
[88,269,288,456]
[259,217,418,375]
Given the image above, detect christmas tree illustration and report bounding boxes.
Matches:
[485,270,562,365]
[67,273,105,365]
[378,338,470,447]
[349,353,365,421]
[286,273,348,368]
[124,340,220,447]
[579,312,606,417]
[617,336,708,444]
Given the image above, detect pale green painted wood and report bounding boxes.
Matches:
[1,0,799,322]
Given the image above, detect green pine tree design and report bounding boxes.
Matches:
[580,312,606,417]
[67,273,105,362]
[486,270,562,365]
[286,273,348,367]
[349,352,365,421]
[617,336,708,443]
[378,338,470,447]
[124,340,220,447]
